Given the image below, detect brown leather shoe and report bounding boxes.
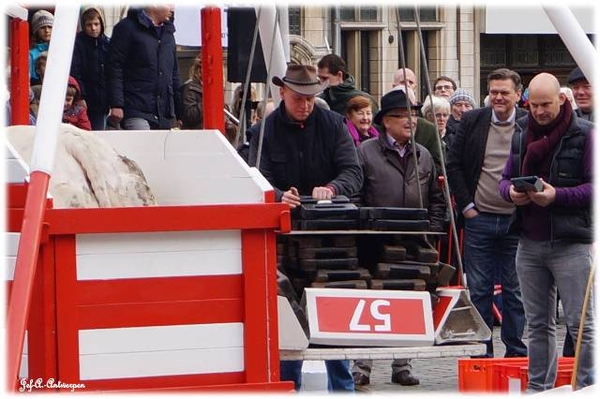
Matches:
[352,372,370,386]
[391,370,420,386]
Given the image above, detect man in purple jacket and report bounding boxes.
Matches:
[499,72,594,392]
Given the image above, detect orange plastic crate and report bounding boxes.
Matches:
[458,357,528,392]
[519,359,574,391]
[458,357,574,392]
[498,363,529,392]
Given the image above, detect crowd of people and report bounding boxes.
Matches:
[252,60,593,393]
[14,5,594,395]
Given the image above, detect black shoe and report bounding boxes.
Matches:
[391,370,420,386]
[353,372,370,386]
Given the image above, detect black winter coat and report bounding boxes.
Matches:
[71,31,110,117]
[106,10,181,128]
[254,104,363,201]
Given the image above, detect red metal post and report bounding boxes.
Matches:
[10,17,30,125]
[6,171,51,390]
[201,6,226,134]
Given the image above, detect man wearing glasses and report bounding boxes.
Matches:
[433,76,458,99]
[351,88,445,389]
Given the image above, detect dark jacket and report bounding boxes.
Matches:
[106,9,181,128]
[357,134,445,232]
[375,117,443,175]
[319,75,379,116]
[255,104,363,201]
[499,113,593,243]
[71,7,110,125]
[180,79,202,129]
[446,106,527,214]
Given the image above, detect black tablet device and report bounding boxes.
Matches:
[510,176,543,193]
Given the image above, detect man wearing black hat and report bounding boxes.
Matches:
[351,89,446,388]
[567,67,594,122]
[253,64,362,392]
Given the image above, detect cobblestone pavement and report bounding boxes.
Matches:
[360,323,568,394]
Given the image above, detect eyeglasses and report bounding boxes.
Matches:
[435,113,450,119]
[435,85,453,91]
[387,111,418,119]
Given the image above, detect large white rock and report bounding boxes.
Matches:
[6,124,156,208]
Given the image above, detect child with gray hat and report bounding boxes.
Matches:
[29,10,54,85]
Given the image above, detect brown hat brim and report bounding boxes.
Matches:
[272,76,329,96]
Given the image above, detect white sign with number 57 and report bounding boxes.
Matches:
[304,288,434,347]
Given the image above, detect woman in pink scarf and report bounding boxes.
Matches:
[344,95,379,147]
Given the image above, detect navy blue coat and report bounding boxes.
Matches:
[106,10,181,128]
[71,30,109,119]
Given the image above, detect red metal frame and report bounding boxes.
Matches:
[6,5,291,392]
[201,6,225,134]
[7,171,51,389]
[7,182,292,391]
[9,16,30,125]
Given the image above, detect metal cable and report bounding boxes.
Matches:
[255,6,279,170]
[394,8,423,209]
[235,7,262,148]
[413,5,465,284]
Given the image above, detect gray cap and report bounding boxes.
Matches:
[449,89,476,108]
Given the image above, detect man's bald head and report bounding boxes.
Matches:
[529,73,561,97]
[393,68,417,91]
[528,72,566,126]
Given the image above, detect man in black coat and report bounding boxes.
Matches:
[254,64,362,392]
[255,64,362,205]
[106,5,181,130]
[446,68,528,359]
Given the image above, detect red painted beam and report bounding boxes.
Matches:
[201,6,225,134]
[9,17,30,125]
[6,171,50,389]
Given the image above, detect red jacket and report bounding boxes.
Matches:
[63,76,92,130]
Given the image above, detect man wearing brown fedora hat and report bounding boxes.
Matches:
[254,64,362,206]
[253,64,362,392]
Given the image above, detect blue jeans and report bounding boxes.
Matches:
[122,117,151,130]
[463,212,527,357]
[516,238,594,391]
[280,360,354,392]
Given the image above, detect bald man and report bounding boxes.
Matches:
[499,73,594,392]
[392,67,417,91]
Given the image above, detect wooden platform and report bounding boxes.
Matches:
[280,343,486,361]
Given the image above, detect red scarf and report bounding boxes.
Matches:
[521,100,572,176]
